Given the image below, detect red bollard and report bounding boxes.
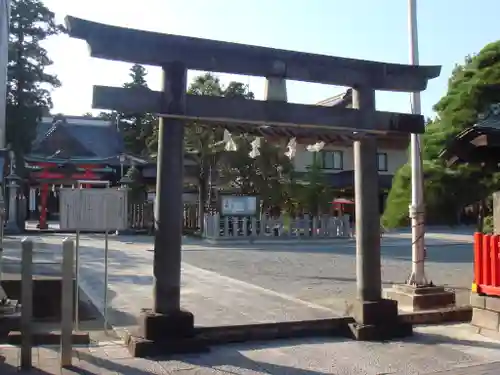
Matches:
[474,232,483,286]
[492,235,500,287]
[483,234,492,286]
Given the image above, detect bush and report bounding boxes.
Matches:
[483,215,494,234]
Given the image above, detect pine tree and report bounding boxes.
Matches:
[7,0,64,171]
[119,64,157,155]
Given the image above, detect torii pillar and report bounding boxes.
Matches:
[132,62,196,354]
[348,86,412,340]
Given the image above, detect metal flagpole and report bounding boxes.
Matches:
[407,0,428,286]
[0,0,10,148]
[0,0,10,290]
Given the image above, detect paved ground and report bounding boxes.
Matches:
[1,325,500,374]
[0,231,492,374]
[2,233,474,319]
[180,236,474,310]
[80,232,474,310]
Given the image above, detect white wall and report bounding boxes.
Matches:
[293,143,407,175]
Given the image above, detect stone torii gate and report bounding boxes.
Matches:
[65,16,439,356]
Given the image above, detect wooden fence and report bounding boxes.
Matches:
[128,202,154,231]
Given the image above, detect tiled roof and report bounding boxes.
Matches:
[440,122,500,167]
[31,116,125,160]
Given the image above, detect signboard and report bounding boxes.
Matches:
[221,196,257,216]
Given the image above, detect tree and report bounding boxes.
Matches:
[119,64,157,156]
[7,0,64,171]
[182,73,254,231]
[383,41,500,228]
[296,154,332,216]
[218,135,294,214]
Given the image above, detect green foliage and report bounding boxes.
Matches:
[7,0,64,171]
[218,136,293,212]
[119,64,157,156]
[483,215,494,234]
[383,41,500,228]
[297,154,332,216]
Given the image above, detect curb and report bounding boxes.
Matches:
[124,306,473,357]
[400,306,472,325]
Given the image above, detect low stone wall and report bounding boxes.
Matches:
[470,293,500,339]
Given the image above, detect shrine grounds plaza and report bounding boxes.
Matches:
[1,229,497,374]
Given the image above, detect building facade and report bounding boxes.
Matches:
[291,90,410,212]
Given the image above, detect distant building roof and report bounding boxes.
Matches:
[315,89,352,108]
[27,115,152,167]
[440,107,500,168]
[31,116,125,160]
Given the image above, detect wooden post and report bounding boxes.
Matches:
[20,238,33,370]
[61,238,74,368]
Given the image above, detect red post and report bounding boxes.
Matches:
[492,235,500,287]
[474,232,483,285]
[483,234,492,286]
[38,183,49,230]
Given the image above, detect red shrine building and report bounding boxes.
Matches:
[24,115,150,229]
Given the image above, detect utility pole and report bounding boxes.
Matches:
[384,0,456,310]
[406,0,428,286]
[0,0,10,148]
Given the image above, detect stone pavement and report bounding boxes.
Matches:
[2,235,340,337]
[2,233,498,373]
[1,325,500,374]
[9,231,475,312]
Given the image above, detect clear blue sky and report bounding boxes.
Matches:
[42,0,500,118]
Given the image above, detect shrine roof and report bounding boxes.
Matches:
[28,116,150,166]
[30,116,127,162]
[440,107,500,167]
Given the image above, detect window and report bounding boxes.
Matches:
[318,150,343,170]
[377,152,388,172]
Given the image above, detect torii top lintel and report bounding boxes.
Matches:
[65,16,440,93]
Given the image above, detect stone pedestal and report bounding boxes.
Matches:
[126,309,207,357]
[470,293,500,339]
[383,284,456,311]
[348,299,413,340]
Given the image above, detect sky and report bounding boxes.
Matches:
[41,0,500,118]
